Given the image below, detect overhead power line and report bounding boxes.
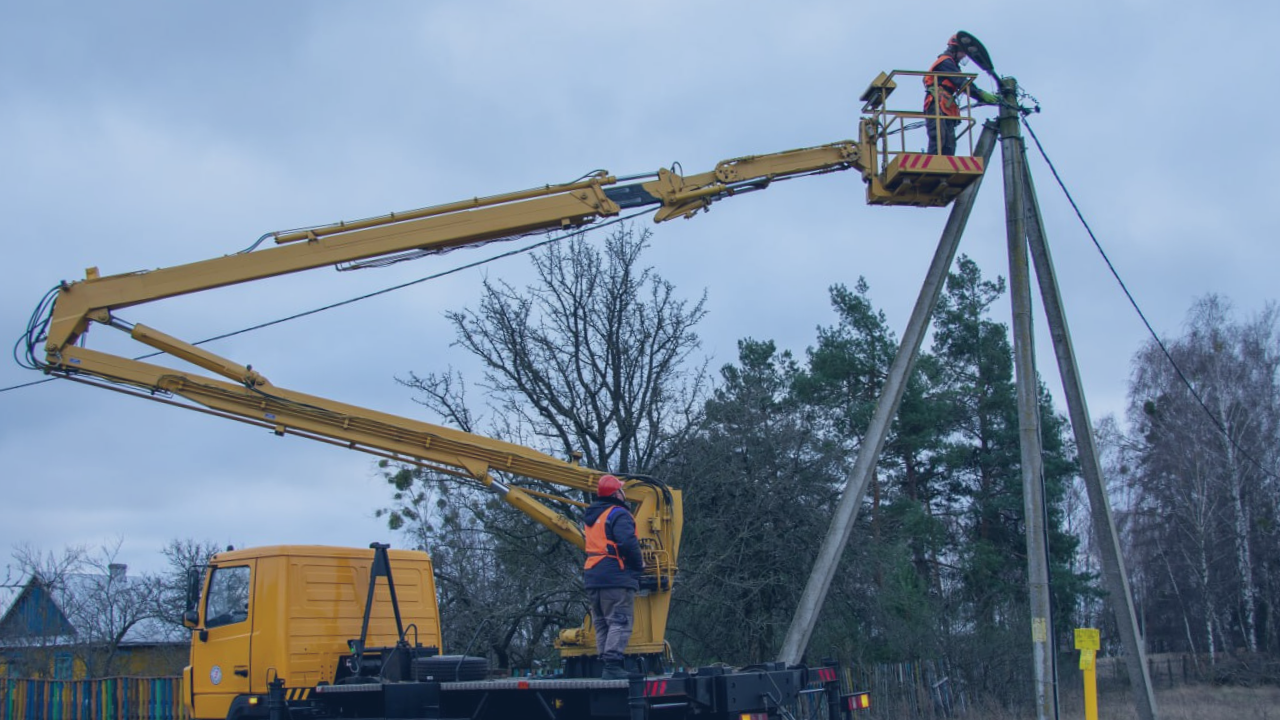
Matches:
[1021,115,1277,482]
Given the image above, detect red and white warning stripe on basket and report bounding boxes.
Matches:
[900,154,984,172]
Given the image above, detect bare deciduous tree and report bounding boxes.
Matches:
[383,225,710,669]
[1123,295,1280,657]
[154,539,223,637]
[7,539,166,678]
[402,225,708,473]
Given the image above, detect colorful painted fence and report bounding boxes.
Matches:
[0,677,184,720]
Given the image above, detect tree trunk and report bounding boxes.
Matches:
[1222,435,1260,653]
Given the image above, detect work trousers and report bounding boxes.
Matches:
[589,587,635,663]
[925,116,959,156]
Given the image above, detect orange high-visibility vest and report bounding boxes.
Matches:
[584,506,626,570]
[923,54,961,118]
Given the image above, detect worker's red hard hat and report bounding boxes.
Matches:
[947,34,960,47]
[597,474,624,497]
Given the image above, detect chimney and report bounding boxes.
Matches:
[108,563,127,582]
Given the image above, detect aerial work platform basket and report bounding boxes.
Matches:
[858,69,987,208]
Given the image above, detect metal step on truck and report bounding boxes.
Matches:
[182,544,869,720]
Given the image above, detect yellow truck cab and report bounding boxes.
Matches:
[183,545,440,720]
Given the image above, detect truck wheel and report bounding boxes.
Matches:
[413,654,489,682]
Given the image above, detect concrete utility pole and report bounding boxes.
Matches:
[999,76,1060,720]
[780,77,1161,720]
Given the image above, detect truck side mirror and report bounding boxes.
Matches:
[185,566,206,628]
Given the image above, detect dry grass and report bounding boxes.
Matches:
[1054,685,1280,720]
[914,684,1280,720]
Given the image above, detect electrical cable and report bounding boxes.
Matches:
[5,287,62,392]
[13,286,58,371]
[0,377,57,392]
[167,207,648,351]
[1021,115,1278,482]
[0,208,651,396]
[235,232,275,255]
[457,617,491,669]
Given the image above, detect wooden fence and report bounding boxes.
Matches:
[833,654,1280,719]
[1093,651,1280,688]
[0,677,183,720]
[842,659,970,719]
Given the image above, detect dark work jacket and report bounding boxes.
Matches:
[582,497,644,590]
[924,53,965,115]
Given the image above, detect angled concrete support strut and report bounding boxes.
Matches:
[1018,129,1159,720]
[778,122,1000,665]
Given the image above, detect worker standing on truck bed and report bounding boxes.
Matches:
[583,474,645,679]
[924,33,999,155]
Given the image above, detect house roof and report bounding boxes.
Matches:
[0,579,76,642]
[0,573,184,647]
[0,585,16,618]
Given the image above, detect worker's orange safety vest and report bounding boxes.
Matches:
[923,54,961,118]
[584,506,626,570]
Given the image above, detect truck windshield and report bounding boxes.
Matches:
[205,565,250,628]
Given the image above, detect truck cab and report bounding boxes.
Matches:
[184,546,441,720]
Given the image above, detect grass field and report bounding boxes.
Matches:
[1055,685,1280,720]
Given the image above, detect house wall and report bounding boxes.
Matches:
[0,643,188,680]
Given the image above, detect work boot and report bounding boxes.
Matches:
[601,661,629,680]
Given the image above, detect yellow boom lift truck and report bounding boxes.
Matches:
[20,39,998,720]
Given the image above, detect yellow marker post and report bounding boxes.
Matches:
[1075,628,1100,720]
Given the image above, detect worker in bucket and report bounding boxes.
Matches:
[924,34,1000,155]
[583,474,645,680]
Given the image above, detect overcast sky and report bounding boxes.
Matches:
[2,2,1277,576]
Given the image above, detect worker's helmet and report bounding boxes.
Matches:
[947,34,960,49]
[597,474,624,497]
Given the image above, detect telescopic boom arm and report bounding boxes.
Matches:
[29,83,988,664]
[42,142,863,355]
[30,139,868,664]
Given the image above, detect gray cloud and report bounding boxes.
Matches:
[3,1,1277,572]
